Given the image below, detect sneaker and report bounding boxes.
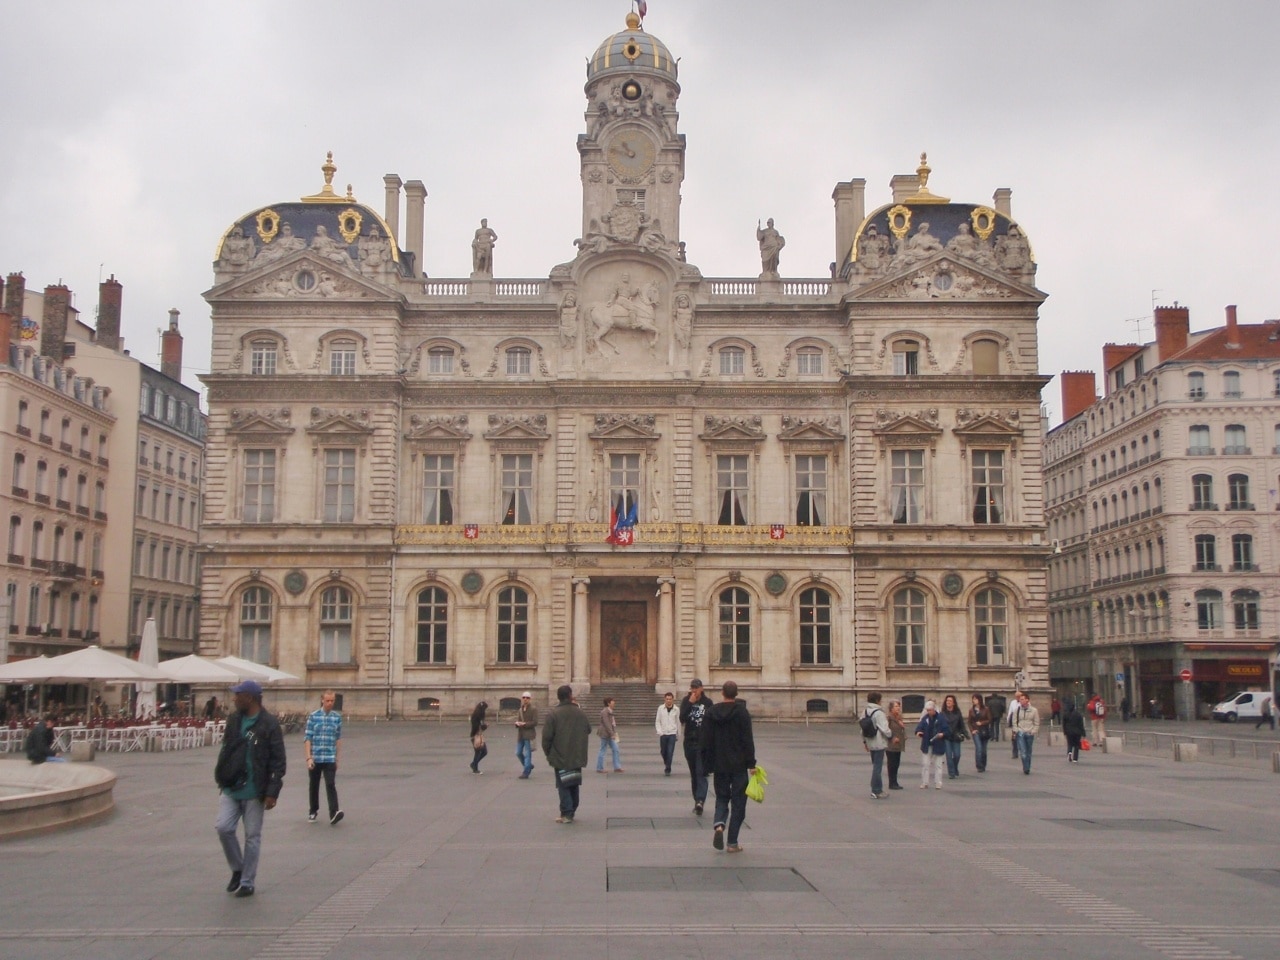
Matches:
[726,844,744,853]
[225,870,242,893]
[694,802,704,816]
[555,816,574,824]
[889,784,903,790]
[234,885,255,898]
[307,813,317,823]
[613,768,625,773]
[919,784,928,789]
[713,825,725,850]
[330,810,344,826]
[871,793,886,800]
[934,785,942,790]
[518,772,530,779]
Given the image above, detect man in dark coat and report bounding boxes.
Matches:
[25,716,60,763]
[214,680,286,898]
[700,680,756,853]
[678,679,710,815]
[542,684,591,824]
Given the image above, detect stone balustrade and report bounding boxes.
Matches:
[395,521,854,548]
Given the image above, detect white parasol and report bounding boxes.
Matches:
[157,654,250,684]
[214,655,298,684]
[135,618,160,718]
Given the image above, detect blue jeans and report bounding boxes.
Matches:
[684,739,708,803]
[659,734,677,772]
[944,739,962,777]
[596,737,621,771]
[555,768,581,818]
[516,738,534,775]
[216,794,265,888]
[713,769,749,845]
[973,732,989,771]
[1016,731,1035,773]
[869,748,885,795]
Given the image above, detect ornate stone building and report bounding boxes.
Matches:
[199,13,1049,717]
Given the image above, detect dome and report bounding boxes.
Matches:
[587,12,677,82]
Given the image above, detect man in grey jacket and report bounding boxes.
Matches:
[861,692,892,799]
[542,685,591,823]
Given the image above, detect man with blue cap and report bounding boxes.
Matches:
[213,679,287,898]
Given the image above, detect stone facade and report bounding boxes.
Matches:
[198,14,1049,717]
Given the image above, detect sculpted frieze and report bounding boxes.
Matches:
[484,413,550,440]
[309,407,371,428]
[778,415,844,440]
[405,414,471,440]
[701,415,765,441]
[229,407,292,428]
[876,408,940,428]
[955,408,1022,428]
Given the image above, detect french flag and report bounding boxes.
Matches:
[606,496,638,546]
[637,0,648,18]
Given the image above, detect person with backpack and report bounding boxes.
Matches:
[860,692,892,799]
[1086,694,1107,742]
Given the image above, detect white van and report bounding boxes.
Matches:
[1211,691,1272,722]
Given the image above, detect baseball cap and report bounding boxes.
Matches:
[230,679,263,696]
[690,679,703,688]
[521,691,532,698]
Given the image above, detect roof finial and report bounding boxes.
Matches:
[625,11,641,30]
[301,151,350,203]
[910,150,950,204]
[322,151,337,187]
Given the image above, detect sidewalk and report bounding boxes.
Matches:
[3,718,1280,960]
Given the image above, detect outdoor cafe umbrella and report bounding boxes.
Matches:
[0,654,53,683]
[214,656,298,683]
[135,618,159,719]
[10,645,169,683]
[157,655,249,684]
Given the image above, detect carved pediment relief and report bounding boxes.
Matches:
[227,408,295,437]
[854,256,1038,302]
[484,414,550,441]
[215,254,390,302]
[778,415,845,442]
[872,409,942,455]
[700,415,765,443]
[306,407,373,437]
[953,409,1023,453]
[589,413,660,441]
[405,414,471,441]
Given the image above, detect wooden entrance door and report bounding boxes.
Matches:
[600,601,647,680]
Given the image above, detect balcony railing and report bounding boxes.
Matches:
[395,522,854,548]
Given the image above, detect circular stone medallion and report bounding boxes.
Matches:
[765,572,788,596]
[461,570,485,595]
[284,570,308,595]
[941,572,964,597]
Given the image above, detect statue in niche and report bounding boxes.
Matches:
[673,292,693,348]
[309,225,353,265]
[856,223,890,275]
[574,219,609,257]
[756,218,785,276]
[994,224,1033,277]
[256,221,306,263]
[220,226,256,267]
[559,292,579,349]
[586,274,661,354]
[358,226,391,277]
[471,218,497,274]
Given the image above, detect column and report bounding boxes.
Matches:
[657,577,676,688]
[572,578,590,687]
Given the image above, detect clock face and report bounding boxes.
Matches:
[607,133,655,179]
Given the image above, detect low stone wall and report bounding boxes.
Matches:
[0,760,116,840]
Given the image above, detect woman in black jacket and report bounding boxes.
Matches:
[469,701,489,774]
[940,694,967,779]
[1062,702,1087,763]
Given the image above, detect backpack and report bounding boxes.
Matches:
[1094,701,1105,717]
[859,709,881,739]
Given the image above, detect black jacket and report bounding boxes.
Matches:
[678,692,709,742]
[218,708,287,801]
[700,699,756,774]
[25,724,57,763]
[1062,709,1087,738]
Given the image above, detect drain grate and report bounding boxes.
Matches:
[950,790,1064,799]
[1221,868,1280,887]
[607,866,814,892]
[608,817,748,831]
[1046,818,1216,832]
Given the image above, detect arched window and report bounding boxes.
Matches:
[974,588,1008,665]
[892,339,919,375]
[328,338,357,376]
[718,586,751,664]
[1233,589,1261,630]
[427,346,454,375]
[719,346,745,376]
[1188,425,1211,455]
[1190,474,1214,510]
[892,587,927,665]
[796,346,823,375]
[1231,534,1254,572]
[1187,371,1205,400]
[798,587,832,664]
[1224,424,1248,454]
[12,452,25,490]
[1222,370,1241,398]
[496,586,529,663]
[8,516,21,558]
[971,338,1000,375]
[1195,589,1222,630]
[319,586,353,663]
[1227,474,1251,510]
[416,586,449,663]
[505,346,532,377]
[1194,534,1217,571]
[239,586,273,663]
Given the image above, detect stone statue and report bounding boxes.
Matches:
[257,221,306,263]
[673,292,693,348]
[756,218,785,276]
[639,218,674,257]
[220,226,256,267]
[574,219,609,257]
[856,223,890,275]
[901,222,943,262]
[559,292,579,349]
[358,226,391,277]
[994,224,1033,277]
[945,221,979,259]
[471,218,497,274]
[309,225,353,265]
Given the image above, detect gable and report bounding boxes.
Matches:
[853,254,1043,302]
[206,252,397,303]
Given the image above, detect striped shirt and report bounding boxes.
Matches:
[304,708,342,763]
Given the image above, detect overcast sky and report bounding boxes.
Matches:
[2,1,1277,423]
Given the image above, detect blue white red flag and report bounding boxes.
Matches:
[637,1,648,19]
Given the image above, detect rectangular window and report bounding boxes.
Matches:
[428,348,454,375]
[972,450,1005,524]
[796,349,823,375]
[719,348,745,376]
[250,342,277,376]
[890,449,924,524]
[716,454,749,525]
[609,453,641,523]
[1234,593,1261,630]
[794,455,826,525]
[1194,534,1217,571]
[422,454,455,524]
[319,588,353,662]
[500,453,533,524]
[323,449,357,523]
[329,342,357,376]
[243,450,277,523]
[1232,534,1254,571]
[615,188,645,211]
[892,342,919,375]
[505,348,531,377]
[1196,593,1222,630]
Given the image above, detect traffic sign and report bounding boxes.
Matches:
[1013,670,1027,687]
[1179,668,1192,682]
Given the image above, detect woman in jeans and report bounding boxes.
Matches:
[968,694,992,772]
[940,695,967,779]
[885,699,906,790]
[469,701,489,774]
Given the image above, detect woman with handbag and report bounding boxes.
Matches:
[885,699,906,790]
[940,695,967,779]
[469,701,489,774]
[968,694,992,773]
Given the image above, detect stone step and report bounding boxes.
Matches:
[589,682,666,726]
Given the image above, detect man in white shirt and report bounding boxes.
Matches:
[654,692,680,775]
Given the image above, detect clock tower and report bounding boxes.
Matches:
[580,12,684,253]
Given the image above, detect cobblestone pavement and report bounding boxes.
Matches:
[2,717,1279,959]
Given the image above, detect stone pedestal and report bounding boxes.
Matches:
[1174,742,1198,762]
[1100,736,1123,754]
[1047,731,1064,747]
[69,741,95,762]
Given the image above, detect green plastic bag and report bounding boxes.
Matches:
[745,764,768,803]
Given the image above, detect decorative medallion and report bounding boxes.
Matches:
[942,572,964,597]
[765,572,788,596]
[284,570,308,595]
[255,208,280,243]
[294,269,317,292]
[621,78,642,99]
[622,40,642,62]
[461,570,484,595]
[337,207,364,244]
[970,206,996,241]
[886,204,913,240]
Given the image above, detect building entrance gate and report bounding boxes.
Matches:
[600,601,646,680]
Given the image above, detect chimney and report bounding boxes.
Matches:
[1153,304,1190,361]
[97,274,123,351]
[0,310,10,364]
[403,179,427,278]
[831,179,866,271]
[161,308,183,381]
[890,173,920,203]
[383,174,403,245]
[3,272,24,325]
[1225,304,1239,348]
[1102,343,1140,380]
[1060,371,1097,422]
[40,284,71,360]
[992,188,1012,218]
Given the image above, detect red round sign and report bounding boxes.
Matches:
[1179,668,1193,682]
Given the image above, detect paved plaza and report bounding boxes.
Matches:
[2,716,1279,960]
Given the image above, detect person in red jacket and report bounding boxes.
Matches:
[1086,694,1107,741]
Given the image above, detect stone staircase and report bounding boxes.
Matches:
[589,682,665,726]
